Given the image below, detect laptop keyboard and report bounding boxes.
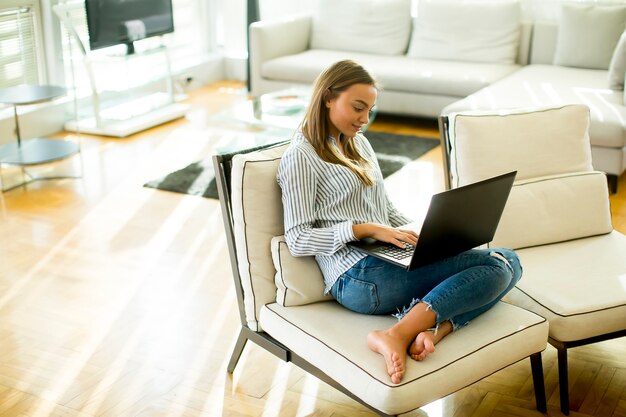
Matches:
[371,243,415,260]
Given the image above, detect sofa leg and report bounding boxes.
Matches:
[227,328,249,373]
[607,174,618,194]
[530,352,547,412]
[558,348,570,415]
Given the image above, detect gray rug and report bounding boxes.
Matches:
[144,130,439,199]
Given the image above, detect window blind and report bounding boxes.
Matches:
[0,6,40,88]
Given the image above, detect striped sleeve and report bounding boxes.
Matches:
[277,146,356,257]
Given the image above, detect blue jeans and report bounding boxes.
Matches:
[330,248,522,331]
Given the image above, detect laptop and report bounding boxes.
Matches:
[348,171,517,270]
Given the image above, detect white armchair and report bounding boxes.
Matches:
[214,140,549,416]
[439,104,626,415]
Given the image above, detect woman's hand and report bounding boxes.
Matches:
[353,223,419,248]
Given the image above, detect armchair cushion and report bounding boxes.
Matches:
[231,142,290,331]
[311,0,411,56]
[449,105,612,249]
[407,0,521,64]
[508,231,626,342]
[260,300,547,415]
[491,171,613,250]
[448,105,594,187]
[271,235,333,306]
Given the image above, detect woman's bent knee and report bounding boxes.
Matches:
[490,248,523,283]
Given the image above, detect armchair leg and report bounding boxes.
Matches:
[607,174,618,194]
[530,352,547,413]
[557,347,570,415]
[227,328,249,373]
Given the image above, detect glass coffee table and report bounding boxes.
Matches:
[210,87,309,132]
[211,86,377,134]
[208,86,377,154]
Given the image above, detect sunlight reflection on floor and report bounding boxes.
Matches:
[385,158,442,223]
[421,399,444,417]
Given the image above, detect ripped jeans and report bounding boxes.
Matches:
[330,248,522,331]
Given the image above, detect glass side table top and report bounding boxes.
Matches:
[0,85,67,105]
[0,138,80,166]
[0,85,80,166]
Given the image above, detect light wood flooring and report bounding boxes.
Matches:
[0,81,625,417]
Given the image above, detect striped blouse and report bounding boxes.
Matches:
[277,131,413,293]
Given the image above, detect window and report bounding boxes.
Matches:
[169,0,211,61]
[0,1,44,88]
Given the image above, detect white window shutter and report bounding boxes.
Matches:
[0,6,40,87]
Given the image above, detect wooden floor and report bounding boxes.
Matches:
[0,81,625,417]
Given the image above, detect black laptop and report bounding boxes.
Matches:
[348,171,517,270]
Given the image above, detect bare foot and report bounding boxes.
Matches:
[367,329,408,384]
[408,330,437,361]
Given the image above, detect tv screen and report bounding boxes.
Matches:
[85,0,174,53]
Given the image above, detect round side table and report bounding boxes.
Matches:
[0,85,81,191]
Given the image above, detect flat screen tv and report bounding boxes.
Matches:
[85,0,174,54]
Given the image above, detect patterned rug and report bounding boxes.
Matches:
[144,130,439,199]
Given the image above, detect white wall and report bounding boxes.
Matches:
[221,0,247,60]
[260,0,319,20]
[221,0,320,80]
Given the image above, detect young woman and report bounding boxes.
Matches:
[277,60,522,384]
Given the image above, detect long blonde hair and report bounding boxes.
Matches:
[301,60,377,186]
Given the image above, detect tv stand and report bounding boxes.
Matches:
[54,4,188,138]
[65,94,188,137]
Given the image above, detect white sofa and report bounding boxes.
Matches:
[249,0,626,190]
[444,19,626,191]
[249,0,531,118]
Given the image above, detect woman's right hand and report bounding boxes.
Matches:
[352,223,419,248]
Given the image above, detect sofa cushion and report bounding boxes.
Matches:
[609,30,626,91]
[442,65,626,150]
[407,0,521,64]
[554,4,626,70]
[260,301,547,415]
[491,172,613,250]
[230,142,290,332]
[262,50,521,98]
[508,231,626,343]
[447,104,594,187]
[310,0,411,56]
[271,235,333,306]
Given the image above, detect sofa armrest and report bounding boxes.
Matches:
[249,15,312,96]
